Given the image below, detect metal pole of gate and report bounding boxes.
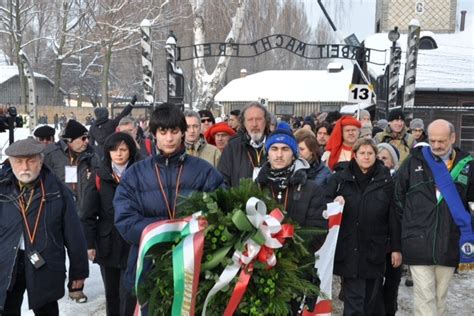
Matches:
[141,19,154,105]
[402,19,421,111]
[19,50,37,135]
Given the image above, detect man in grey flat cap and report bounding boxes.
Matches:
[0,138,89,315]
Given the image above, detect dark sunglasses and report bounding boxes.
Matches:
[38,136,53,141]
[201,118,213,123]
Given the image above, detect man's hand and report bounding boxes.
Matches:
[391,251,402,268]
[87,249,96,261]
[71,279,85,290]
[130,95,137,106]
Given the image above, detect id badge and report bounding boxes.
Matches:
[28,251,46,269]
[252,167,261,181]
[65,166,78,183]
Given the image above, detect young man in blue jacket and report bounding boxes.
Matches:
[114,103,224,315]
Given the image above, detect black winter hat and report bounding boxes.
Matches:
[34,125,55,138]
[388,109,405,122]
[94,107,109,120]
[63,120,88,141]
[198,110,215,124]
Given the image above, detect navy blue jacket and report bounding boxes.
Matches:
[0,166,89,311]
[114,148,224,290]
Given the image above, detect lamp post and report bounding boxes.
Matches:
[166,31,185,109]
[387,26,401,110]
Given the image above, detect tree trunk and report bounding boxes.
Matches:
[53,59,63,105]
[101,46,112,109]
[193,0,248,110]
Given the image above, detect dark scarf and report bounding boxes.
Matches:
[349,159,376,192]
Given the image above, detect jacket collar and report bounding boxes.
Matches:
[153,146,187,167]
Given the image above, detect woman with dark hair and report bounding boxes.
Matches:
[81,132,140,316]
[325,138,401,315]
[294,129,331,186]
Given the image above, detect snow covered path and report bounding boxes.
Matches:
[21,261,106,316]
[19,261,473,315]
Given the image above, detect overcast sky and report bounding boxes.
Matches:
[304,0,474,41]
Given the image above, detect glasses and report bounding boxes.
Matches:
[38,137,53,142]
[81,135,90,141]
[201,118,213,123]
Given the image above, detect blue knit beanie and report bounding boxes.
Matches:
[265,122,298,157]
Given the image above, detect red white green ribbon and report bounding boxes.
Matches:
[135,213,206,316]
[202,197,293,315]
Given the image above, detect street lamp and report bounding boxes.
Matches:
[387,26,401,110]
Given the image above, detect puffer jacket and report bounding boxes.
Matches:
[325,160,401,279]
[394,147,474,267]
[256,158,327,253]
[113,147,224,290]
[43,140,99,218]
[218,133,268,187]
[0,167,88,311]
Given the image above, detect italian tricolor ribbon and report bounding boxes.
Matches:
[135,213,207,316]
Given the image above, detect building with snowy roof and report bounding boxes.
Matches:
[366,2,474,152]
[0,50,65,106]
[215,63,358,117]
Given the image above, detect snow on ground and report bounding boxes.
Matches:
[20,260,473,315]
[21,261,106,316]
[331,272,474,315]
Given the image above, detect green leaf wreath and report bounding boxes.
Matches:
[137,179,325,315]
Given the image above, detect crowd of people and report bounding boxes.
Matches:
[0,100,472,316]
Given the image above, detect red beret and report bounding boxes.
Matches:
[204,122,236,145]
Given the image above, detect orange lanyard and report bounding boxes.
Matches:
[111,171,121,183]
[155,164,184,219]
[18,180,46,245]
[247,147,265,168]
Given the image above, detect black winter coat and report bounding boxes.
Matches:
[394,147,474,267]
[325,160,401,279]
[89,104,133,158]
[81,162,135,268]
[0,167,89,311]
[256,159,327,253]
[218,133,268,187]
[43,140,99,218]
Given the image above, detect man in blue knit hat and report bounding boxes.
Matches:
[255,121,326,312]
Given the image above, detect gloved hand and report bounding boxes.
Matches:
[130,95,138,106]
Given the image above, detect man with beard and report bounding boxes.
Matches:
[218,102,271,187]
[394,119,474,315]
[0,138,88,315]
